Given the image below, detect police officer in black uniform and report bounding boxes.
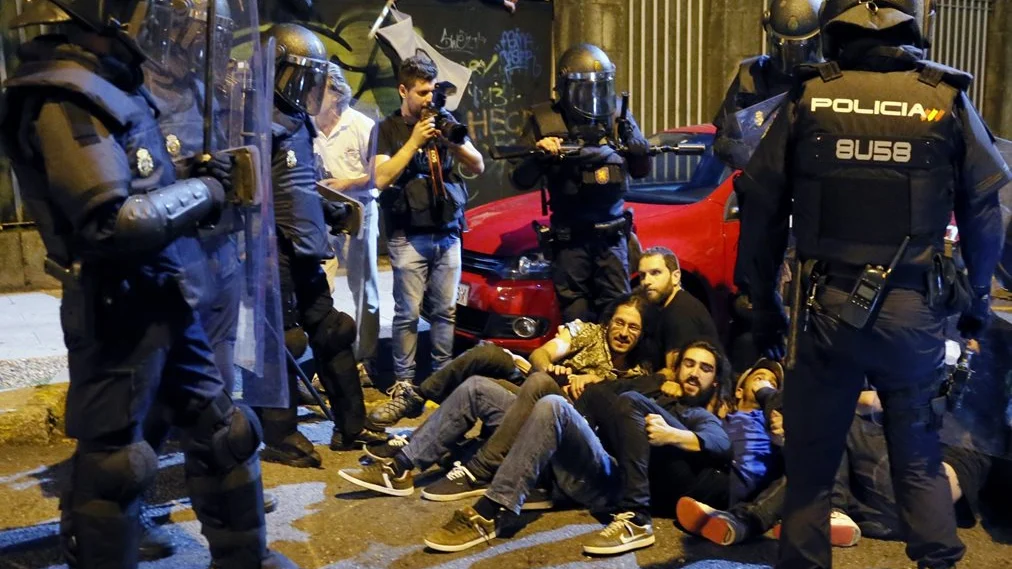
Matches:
[0,1,296,568]
[736,1,1008,568]
[714,0,823,171]
[257,23,386,466]
[512,43,650,323]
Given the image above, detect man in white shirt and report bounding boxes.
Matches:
[314,62,381,384]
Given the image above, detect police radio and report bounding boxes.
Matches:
[839,236,911,329]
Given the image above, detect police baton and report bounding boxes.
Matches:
[784,257,804,371]
[488,142,706,161]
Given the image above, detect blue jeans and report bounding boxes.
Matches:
[486,395,618,515]
[402,376,516,470]
[333,197,380,372]
[388,231,462,382]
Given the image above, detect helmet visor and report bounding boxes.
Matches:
[564,72,616,121]
[134,0,181,68]
[174,12,235,82]
[769,36,822,73]
[276,53,329,116]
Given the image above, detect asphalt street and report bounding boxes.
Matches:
[0,400,1010,569]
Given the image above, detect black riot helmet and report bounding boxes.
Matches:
[764,0,824,75]
[820,0,930,59]
[263,23,329,116]
[555,43,617,129]
[9,0,74,35]
[18,0,195,67]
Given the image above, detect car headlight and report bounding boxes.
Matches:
[497,251,552,280]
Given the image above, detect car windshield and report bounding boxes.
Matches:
[626,131,728,205]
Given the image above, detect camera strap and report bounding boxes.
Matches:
[425,143,448,200]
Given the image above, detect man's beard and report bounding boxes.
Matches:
[680,382,715,408]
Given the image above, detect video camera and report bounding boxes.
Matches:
[421,81,469,145]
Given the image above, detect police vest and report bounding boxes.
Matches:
[2,54,177,268]
[790,61,969,274]
[530,102,629,226]
[271,107,331,260]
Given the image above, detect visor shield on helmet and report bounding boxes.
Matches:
[131,0,184,69]
[768,35,822,73]
[276,53,329,116]
[564,71,616,123]
[173,7,235,81]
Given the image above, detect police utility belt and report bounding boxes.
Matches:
[533,210,632,253]
[796,237,971,331]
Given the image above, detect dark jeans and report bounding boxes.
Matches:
[779,286,964,569]
[417,342,519,403]
[552,234,630,323]
[402,376,518,470]
[486,395,617,515]
[465,372,567,482]
[592,391,729,518]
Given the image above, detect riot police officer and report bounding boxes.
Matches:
[736,1,1008,568]
[0,1,296,568]
[257,23,386,466]
[713,0,823,171]
[512,43,650,323]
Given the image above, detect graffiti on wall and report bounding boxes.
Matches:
[267,0,553,208]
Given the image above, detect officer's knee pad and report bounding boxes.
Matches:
[309,309,356,361]
[190,394,263,473]
[76,441,158,504]
[284,326,308,359]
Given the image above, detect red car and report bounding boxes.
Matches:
[454,125,742,354]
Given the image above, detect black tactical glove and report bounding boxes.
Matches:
[193,151,235,200]
[752,307,788,361]
[321,200,352,235]
[957,289,991,339]
[618,118,648,158]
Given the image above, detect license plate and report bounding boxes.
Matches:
[456,283,470,306]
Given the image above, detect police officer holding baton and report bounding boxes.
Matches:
[735,1,1009,568]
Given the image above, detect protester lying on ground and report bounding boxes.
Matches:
[338,292,659,500]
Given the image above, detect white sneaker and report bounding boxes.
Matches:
[582,512,655,555]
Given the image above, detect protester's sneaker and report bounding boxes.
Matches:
[582,512,655,555]
[264,492,278,514]
[423,506,497,552]
[366,381,426,429]
[363,433,411,463]
[519,486,554,511]
[676,497,717,535]
[829,510,861,547]
[676,496,749,546]
[338,462,414,496]
[330,428,388,451]
[771,510,861,547]
[260,432,322,468]
[421,461,490,502]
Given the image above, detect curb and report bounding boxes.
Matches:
[0,383,68,446]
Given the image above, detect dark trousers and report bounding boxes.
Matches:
[592,391,729,518]
[417,342,519,403]
[262,238,364,441]
[465,372,567,481]
[552,234,630,323]
[779,286,964,569]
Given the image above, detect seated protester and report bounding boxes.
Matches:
[639,246,722,372]
[337,293,659,500]
[579,340,733,555]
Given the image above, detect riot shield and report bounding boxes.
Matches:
[316,181,365,240]
[143,0,287,408]
[728,92,789,168]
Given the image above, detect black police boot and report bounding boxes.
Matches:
[261,431,322,468]
[264,491,279,514]
[138,506,175,561]
[330,427,387,451]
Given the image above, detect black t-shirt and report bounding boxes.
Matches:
[375,109,455,188]
[659,290,721,356]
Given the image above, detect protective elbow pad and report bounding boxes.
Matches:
[114,177,224,252]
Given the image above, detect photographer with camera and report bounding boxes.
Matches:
[373,55,484,402]
[512,43,650,324]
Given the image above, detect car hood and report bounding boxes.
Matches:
[463,189,726,257]
[463,192,548,256]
